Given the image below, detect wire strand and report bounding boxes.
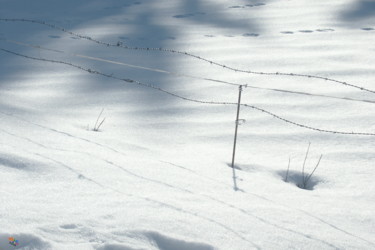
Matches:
[1,47,374,136]
[2,38,375,105]
[1,18,375,95]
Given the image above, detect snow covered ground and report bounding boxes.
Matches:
[0,0,374,249]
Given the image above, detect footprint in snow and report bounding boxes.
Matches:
[48,35,61,39]
[281,29,335,35]
[316,28,335,32]
[361,27,374,31]
[242,33,259,37]
[78,174,86,179]
[298,30,314,33]
[173,12,205,18]
[229,5,245,9]
[246,3,266,7]
[230,3,266,8]
[160,36,176,40]
[60,224,78,230]
[281,31,294,34]
[174,13,194,18]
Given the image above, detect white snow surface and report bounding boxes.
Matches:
[0,0,375,249]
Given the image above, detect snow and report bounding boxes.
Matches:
[0,0,375,249]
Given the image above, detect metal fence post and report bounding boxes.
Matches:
[231,85,243,191]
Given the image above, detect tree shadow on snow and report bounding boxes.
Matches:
[339,0,375,24]
[0,0,264,113]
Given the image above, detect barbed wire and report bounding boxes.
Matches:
[1,18,375,95]
[2,47,374,136]
[1,38,240,87]
[2,38,375,105]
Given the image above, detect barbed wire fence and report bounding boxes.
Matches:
[1,19,375,191]
[2,38,375,105]
[1,18,375,94]
[1,47,374,136]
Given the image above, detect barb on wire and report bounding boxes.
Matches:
[1,18,375,95]
[242,104,375,136]
[3,38,375,105]
[1,47,374,136]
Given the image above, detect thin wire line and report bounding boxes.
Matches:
[1,47,374,136]
[3,38,375,105]
[1,18,374,95]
